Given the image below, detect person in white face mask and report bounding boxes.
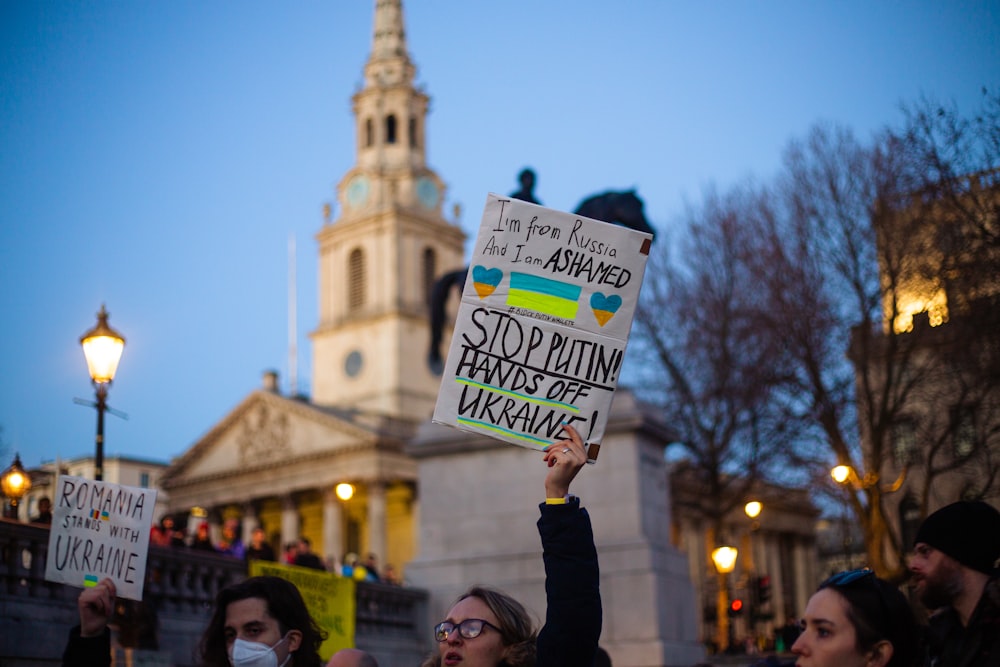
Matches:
[200,576,327,666]
[63,575,326,667]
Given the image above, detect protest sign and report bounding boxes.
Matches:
[249,560,356,659]
[45,475,157,601]
[432,193,652,459]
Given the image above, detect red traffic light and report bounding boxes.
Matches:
[730,599,743,613]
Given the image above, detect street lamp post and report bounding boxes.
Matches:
[1,454,32,519]
[80,305,126,482]
[712,544,738,653]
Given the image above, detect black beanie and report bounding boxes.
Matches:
[914,501,1000,574]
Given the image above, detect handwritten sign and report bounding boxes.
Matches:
[45,475,157,601]
[433,194,652,458]
[249,560,356,659]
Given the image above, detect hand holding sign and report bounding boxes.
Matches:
[78,577,116,638]
[45,476,157,601]
[542,424,587,498]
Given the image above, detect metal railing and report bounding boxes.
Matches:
[0,519,428,667]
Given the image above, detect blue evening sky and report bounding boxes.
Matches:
[1,1,997,469]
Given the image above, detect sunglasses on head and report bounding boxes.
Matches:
[821,568,875,588]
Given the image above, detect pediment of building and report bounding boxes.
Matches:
[161,390,411,490]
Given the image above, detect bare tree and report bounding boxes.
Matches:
[632,185,797,537]
[635,90,1000,580]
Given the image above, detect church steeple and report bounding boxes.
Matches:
[371,0,409,64]
[311,0,465,421]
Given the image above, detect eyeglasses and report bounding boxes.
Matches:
[434,619,501,643]
[820,568,875,588]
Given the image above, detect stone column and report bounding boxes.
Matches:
[792,537,812,618]
[323,487,344,569]
[765,536,786,621]
[366,481,387,564]
[281,494,299,550]
[242,501,258,545]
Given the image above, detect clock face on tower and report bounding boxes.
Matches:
[346,175,370,209]
[416,176,440,209]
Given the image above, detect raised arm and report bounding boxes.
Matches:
[536,424,602,667]
[61,578,115,667]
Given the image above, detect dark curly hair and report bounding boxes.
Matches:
[198,576,327,667]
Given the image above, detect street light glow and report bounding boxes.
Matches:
[80,305,126,384]
[711,545,738,574]
[744,501,762,519]
[831,465,852,484]
[336,483,355,501]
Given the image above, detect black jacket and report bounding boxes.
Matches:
[536,498,603,667]
[924,576,1000,667]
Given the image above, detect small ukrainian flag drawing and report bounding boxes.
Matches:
[506,272,581,319]
[101,511,110,521]
[84,574,99,588]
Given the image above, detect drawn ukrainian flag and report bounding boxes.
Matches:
[506,272,581,319]
[84,574,99,587]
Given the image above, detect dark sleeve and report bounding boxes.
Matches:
[62,625,111,667]
[535,498,602,667]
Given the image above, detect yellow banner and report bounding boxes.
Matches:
[248,560,356,659]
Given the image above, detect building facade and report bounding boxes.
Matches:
[160,0,465,575]
[848,169,1000,572]
[668,463,819,652]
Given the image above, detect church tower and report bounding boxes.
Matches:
[311,0,465,421]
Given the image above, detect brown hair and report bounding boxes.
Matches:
[425,585,537,667]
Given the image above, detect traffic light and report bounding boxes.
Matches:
[729,598,744,616]
[756,575,772,604]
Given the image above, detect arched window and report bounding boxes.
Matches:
[409,116,418,148]
[422,247,437,305]
[385,114,397,144]
[365,118,373,147]
[348,248,366,311]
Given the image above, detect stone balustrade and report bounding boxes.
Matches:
[0,519,428,667]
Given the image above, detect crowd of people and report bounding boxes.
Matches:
[62,423,601,667]
[146,512,404,583]
[52,420,1000,666]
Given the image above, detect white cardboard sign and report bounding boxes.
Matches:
[45,475,157,601]
[432,194,652,459]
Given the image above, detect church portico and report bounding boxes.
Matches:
[160,385,420,572]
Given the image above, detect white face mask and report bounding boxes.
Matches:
[228,635,290,667]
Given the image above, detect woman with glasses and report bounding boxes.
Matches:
[791,568,919,667]
[424,423,601,667]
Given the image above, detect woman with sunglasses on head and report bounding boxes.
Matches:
[425,423,602,667]
[791,568,919,667]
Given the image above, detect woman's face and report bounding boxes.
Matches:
[437,596,508,667]
[791,588,883,667]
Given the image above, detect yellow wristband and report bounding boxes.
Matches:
[545,497,568,505]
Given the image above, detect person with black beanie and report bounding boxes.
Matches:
[909,500,1000,667]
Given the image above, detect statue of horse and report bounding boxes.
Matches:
[426,189,655,374]
[573,189,655,237]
